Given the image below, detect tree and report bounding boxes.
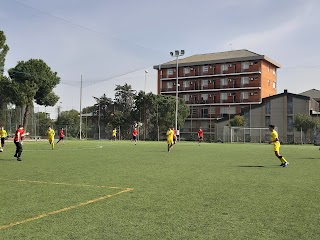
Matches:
[8,59,60,131]
[55,110,80,138]
[294,113,315,143]
[113,83,137,138]
[230,115,246,127]
[0,30,10,124]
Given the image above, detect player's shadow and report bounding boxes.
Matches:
[303,157,320,160]
[237,165,265,168]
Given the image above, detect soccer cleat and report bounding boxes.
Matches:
[282,162,289,167]
[14,153,17,157]
[17,157,21,161]
[279,163,285,166]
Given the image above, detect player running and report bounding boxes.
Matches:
[112,128,117,141]
[56,128,65,145]
[0,126,8,152]
[132,128,138,145]
[166,127,174,152]
[269,124,288,167]
[173,128,177,145]
[14,125,25,161]
[47,126,55,150]
[198,127,203,145]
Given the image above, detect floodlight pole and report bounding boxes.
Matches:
[170,50,185,135]
[144,70,148,140]
[79,75,83,140]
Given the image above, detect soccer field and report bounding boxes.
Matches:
[0,140,320,239]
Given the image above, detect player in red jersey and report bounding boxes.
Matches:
[14,125,25,161]
[173,128,177,144]
[56,127,65,145]
[198,127,203,145]
[132,128,138,145]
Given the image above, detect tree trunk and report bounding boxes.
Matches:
[23,104,30,132]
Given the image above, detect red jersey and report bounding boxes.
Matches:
[174,129,177,136]
[59,130,64,137]
[198,129,203,137]
[14,128,24,141]
[132,129,138,136]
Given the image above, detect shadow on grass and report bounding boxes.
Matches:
[237,165,265,168]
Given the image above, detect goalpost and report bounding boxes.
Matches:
[224,126,278,143]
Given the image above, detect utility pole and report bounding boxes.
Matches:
[79,75,83,140]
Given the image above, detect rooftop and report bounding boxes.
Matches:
[154,49,281,69]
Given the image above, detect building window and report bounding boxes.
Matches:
[220,93,228,101]
[220,78,228,87]
[183,94,190,102]
[201,79,208,89]
[287,96,293,114]
[201,93,208,101]
[190,107,197,115]
[183,67,190,75]
[221,64,228,73]
[241,92,249,100]
[166,82,173,89]
[273,81,276,89]
[268,79,270,86]
[241,77,249,86]
[167,69,173,76]
[202,66,209,73]
[241,62,250,70]
[201,108,209,118]
[265,101,270,115]
[287,116,294,132]
[265,116,271,127]
[182,81,190,89]
[273,68,276,75]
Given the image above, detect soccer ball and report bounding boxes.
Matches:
[0,149,3,152]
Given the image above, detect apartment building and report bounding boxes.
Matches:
[153,49,281,136]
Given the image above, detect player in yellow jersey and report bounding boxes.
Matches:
[0,126,8,152]
[166,127,174,152]
[269,125,288,167]
[112,128,117,141]
[47,126,55,150]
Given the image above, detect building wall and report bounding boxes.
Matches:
[260,60,277,98]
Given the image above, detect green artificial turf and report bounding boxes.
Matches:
[0,140,320,239]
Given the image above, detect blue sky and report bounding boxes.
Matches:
[1,0,320,118]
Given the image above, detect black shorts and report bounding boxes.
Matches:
[198,136,203,140]
[1,138,5,145]
[173,137,177,142]
[132,135,137,140]
[59,137,64,140]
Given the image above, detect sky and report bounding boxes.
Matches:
[1,0,320,118]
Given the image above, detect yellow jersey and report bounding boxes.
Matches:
[166,130,174,141]
[270,130,279,143]
[47,129,55,139]
[112,129,117,137]
[0,129,7,138]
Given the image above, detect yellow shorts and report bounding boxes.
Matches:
[48,137,54,143]
[273,141,280,152]
[167,139,173,145]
